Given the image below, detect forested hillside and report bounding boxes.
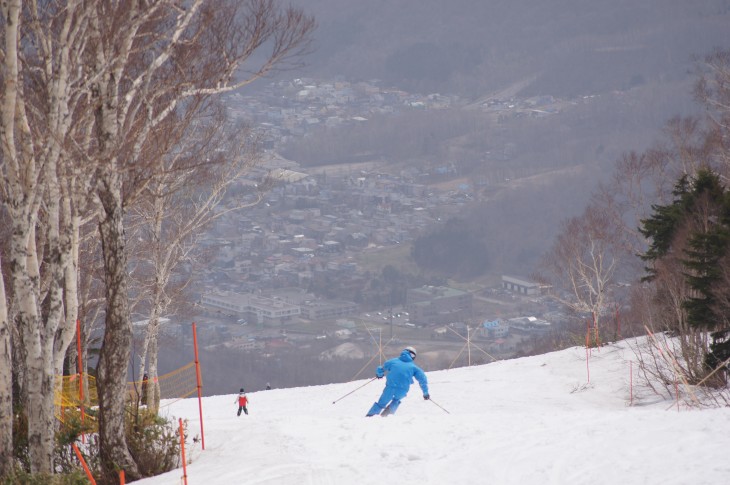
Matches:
[286,0,730,97]
[274,0,730,278]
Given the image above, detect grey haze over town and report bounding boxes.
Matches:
[151,0,730,395]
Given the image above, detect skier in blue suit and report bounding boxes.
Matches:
[366,346,429,417]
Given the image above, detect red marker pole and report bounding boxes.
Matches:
[72,443,96,485]
[77,319,85,444]
[179,418,188,485]
[192,322,205,449]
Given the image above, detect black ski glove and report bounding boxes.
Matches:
[423,394,430,400]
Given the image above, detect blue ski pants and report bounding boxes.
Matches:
[366,385,409,416]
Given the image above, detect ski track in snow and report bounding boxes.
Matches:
[139,341,730,485]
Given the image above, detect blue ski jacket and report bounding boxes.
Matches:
[376,349,429,396]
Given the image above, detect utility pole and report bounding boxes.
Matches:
[388,291,394,340]
[467,325,472,366]
[378,328,383,365]
[389,306,393,340]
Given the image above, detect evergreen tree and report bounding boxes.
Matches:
[639,174,693,282]
[640,168,730,372]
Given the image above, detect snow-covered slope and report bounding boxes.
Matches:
[138,340,730,484]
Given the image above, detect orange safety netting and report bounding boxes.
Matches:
[54,373,98,424]
[54,361,199,424]
[126,362,199,404]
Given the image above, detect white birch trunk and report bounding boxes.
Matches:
[15,224,55,474]
[0,255,12,478]
[147,331,162,412]
[137,193,167,410]
[0,4,19,476]
[1,0,91,471]
[55,191,81,375]
[86,1,141,475]
[95,169,140,480]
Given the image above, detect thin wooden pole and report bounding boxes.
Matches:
[179,418,188,485]
[585,321,590,383]
[467,326,472,366]
[379,329,382,366]
[192,322,205,450]
[77,319,85,444]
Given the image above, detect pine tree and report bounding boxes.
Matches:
[639,174,693,281]
[640,168,730,373]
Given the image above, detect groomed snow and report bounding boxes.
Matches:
[137,339,730,484]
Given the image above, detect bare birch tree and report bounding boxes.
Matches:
[79,1,313,480]
[129,115,268,411]
[695,48,730,178]
[540,50,730,393]
[0,2,30,475]
[0,4,19,476]
[538,204,621,344]
[0,252,10,477]
[0,0,90,473]
[1,0,313,480]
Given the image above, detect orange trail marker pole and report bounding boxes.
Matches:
[192,322,205,450]
[72,443,96,485]
[77,319,85,444]
[179,418,188,485]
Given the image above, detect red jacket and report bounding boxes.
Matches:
[238,395,248,406]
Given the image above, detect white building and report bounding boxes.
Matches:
[201,292,300,326]
[502,275,541,296]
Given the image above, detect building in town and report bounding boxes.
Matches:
[406,285,472,325]
[501,275,541,296]
[201,292,300,326]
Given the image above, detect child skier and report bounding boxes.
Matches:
[235,388,249,416]
[366,346,429,417]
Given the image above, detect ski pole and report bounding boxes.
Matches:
[332,377,377,404]
[428,397,450,414]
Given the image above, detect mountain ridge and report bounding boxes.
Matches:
[286,0,730,98]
